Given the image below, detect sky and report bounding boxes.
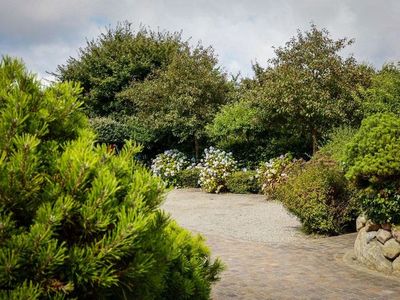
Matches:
[1,0,399,82]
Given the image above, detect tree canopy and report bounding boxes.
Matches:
[208,24,373,160]
[56,22,231,158]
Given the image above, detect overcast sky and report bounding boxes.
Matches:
[1,0,399,81]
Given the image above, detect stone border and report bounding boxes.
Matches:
[354,215,400,275]
[342,249,400,283]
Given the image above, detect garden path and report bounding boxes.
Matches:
[163,189,400,299]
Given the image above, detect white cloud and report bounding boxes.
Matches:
[1,0,399,79]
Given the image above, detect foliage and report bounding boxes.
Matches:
[0,57,222,299]
[275,155,358,235]
[56,22,231,158]
[119,45,231,159]
[55,22,183,116]
[258,154,305,196]
[198,147,237,193]
[90,116,155,148]
[357,63,400,117]
[225,170,259,194]
[233,24,372,157]
[176,168,201,188]
[206,100,264,162]
[161,222,224,300]
[151,150,189,187]
[344,113,400,223]
[319,126,357,163]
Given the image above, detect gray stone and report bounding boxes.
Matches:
[376,229,392,244]
[365,220,380,232]
[354,227,392,273]
[382,238,400,260]
[392,226,400,243]
[356,215,367,231]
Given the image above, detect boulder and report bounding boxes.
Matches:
[356,215,367,231]
[382,238,400,260]
[354,227,392,273]
[365,220,380,232]
[382,223,392,231]
[392,226,400,243]
[376,229,392,244]
[393,256,400,274]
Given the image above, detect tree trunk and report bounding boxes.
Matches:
[194,136,199,161]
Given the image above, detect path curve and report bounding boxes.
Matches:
[163,189,400,299]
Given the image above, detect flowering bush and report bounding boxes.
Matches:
[198,147,237,193]
[151,150,189,186]
[258,154,305,195]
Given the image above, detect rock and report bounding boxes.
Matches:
[392,226,400,243]
[377,229,392,244]
[382,223,392,231]
[356,215,367,231]
[382,238,400,260]
[354,227,392,274]
[393,256,400,274]
[365,220,380,232]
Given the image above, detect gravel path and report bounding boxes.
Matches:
[163,189,400,299]
[163,188,304,245]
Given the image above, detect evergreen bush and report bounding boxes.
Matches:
[0,57,223,299]
[344,113,400,224]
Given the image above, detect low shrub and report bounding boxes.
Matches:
[198,147,237,193]
[344,113,400,224]
[151,149,189,186]
[275,155,358,235]
[176,168,201,188]
[258,154,305,196]
[226,170,259,194]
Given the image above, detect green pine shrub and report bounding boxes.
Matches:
[275,155,358,235]
[176,168,200,188]
[344,113,400,224]
[225,171,259,194]
[0,57,223,299]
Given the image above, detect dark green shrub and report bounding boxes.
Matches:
[176,168,200,188]
[275,156,358,235]
[344,113,400,224]
[90,116,154,148]
[0,57,223,299]
[226,171,259,194]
